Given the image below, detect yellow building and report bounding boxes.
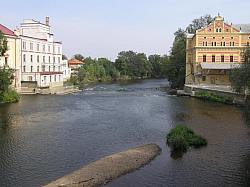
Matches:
[186,15,250,86]
[0,24,21,91]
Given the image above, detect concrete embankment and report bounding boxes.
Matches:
[44,144,161,187]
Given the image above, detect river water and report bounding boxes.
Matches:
[0,79,250,187]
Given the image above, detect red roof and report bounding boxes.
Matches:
[0,24,15,36]
[68,58,84,65]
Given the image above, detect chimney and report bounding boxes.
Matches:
[45,16,50,26]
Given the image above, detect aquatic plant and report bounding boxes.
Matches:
[167,125,207,153]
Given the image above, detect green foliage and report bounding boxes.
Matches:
[167,125,207,152]
[168,29,186,89]
[0,66,14,93]
[0,31,8,56]
[73,54,84,62]
[186,14,213,34]
[230,47,250,93]
[0,89,20,103]
[195,91,234,104]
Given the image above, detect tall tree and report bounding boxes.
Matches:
[186,15,213,34]
[0,31,8,56]
[0,32,14,93]
[230,47,250,93]
[73,54,84,62]
[168,29,186,88]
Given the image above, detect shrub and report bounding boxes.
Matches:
[167,125,207,152]
[0,89,20,103]
[195,91,233,104]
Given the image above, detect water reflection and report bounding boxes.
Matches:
[0,79,250,187]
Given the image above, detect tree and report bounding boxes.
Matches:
[186,15,213,34]
[230,47,250,93]
[62,54,68,60]
[0,67,14,93]
[0,31,8,56]
[73,54,84,62]
[148,55,162,78]
[0,31,12,93]
[168,29,186,88]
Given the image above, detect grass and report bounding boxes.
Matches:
[195,91,234,104]
[0,89,20,103]
[167,125,207,152]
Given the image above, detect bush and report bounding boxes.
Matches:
[195,91,233,104]
[0,89,20,103]
[167,125,207,152]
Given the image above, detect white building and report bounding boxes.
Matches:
[15,17,64,88]
[62,59,71,81]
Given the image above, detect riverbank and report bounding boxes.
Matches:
[44,144,161,187]
[181,84,246,105]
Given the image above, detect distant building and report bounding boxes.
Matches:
[0,24,21,91]
[62,59,71,81]
[15,17,63,88]
[68,58,84,75]
[186,15,250,86]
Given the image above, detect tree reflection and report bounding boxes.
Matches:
[243,96,250,126]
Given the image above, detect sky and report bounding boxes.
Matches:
[1,0,250,60]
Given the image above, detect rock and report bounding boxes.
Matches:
[44,144,161,187]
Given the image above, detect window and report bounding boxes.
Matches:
[205,42,208,46]
[212,42,214,46]
[224,42,226,46]
[37,44,40,51]
[221,42,223,46]
[42,65,45,72]
[48,45,51,53]
[43,45,46,52]
[49,56,51,63]
[28,76,33,81]
[53,57,55,63]
[37,55,39,63]
[43,56,45,63]
[214,42,217,46]
[202,76,206,81]
[23,54,26,62]
[31,55,33,63]
[54,75,56,82]
[4,57,8,65]
[221,55,224,63]
[37,66,39,72]
[49,66,51,72]
[53,66,55,71]
[58,66,61,71]
[203,55,206,62]
[30,42,33,50]
[23,41,26,50]
[212,55,216,62]
[231,37,234,39]
[247,42,250,46]
[230,55,234,62]
[23,66,26,72]
[31,66,33,72]
[232,42,235,46]
[58,57,60,63]
[204,37,206,39]
[50,76,52,82]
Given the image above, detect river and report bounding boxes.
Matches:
[0,79,250,187]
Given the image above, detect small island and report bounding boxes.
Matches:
[167,125,207,156]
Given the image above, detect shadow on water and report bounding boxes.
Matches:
[243,96,250,127]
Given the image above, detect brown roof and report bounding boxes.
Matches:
[68,58,84,65]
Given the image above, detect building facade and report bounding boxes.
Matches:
[68,58,84,75]
[0,24,22,91]
[62,59,71,81]
[15,17,64,88]
[186,15,250,86]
